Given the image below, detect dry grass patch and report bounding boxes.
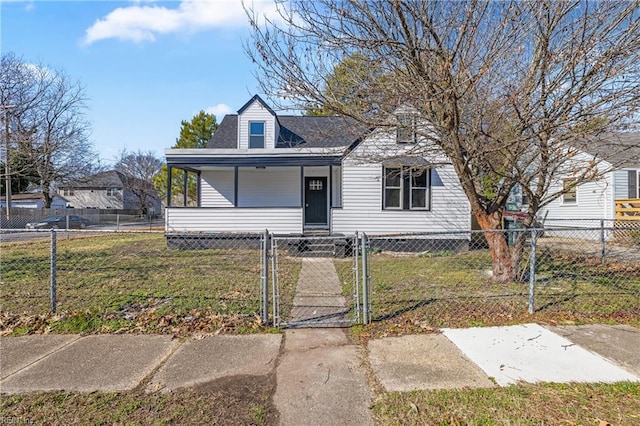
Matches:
[373,382,640,425]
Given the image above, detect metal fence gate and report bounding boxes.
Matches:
[267,232,370,328]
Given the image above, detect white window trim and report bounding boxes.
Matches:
[249,121,265,149]
[383,166,431,210]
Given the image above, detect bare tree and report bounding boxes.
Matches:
[1,52,99,207]
[114,149,163,215]
[246,0,640,283]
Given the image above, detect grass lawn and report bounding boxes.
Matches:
[2,381,638,425]
[0,233,301,335]
[373,382,640,425]
[336,248,640,337]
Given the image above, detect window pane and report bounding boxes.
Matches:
[411,169,428,188]
[250,121,264,135]
[249,135,264,148]
[385,168,401,187]
[396,114,415,143]
[411,189,426,208]
[385,189,400,208]
[563,179,577,203]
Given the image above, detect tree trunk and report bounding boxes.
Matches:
[475,210,514,283]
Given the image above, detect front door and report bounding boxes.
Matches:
[304,177,328,227]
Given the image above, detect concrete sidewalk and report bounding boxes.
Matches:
[3,259,638,424]
[1,325,638,409]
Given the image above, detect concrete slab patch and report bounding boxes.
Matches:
[0,335,179,394]
[0,335,79,380]
[148,334,281,392]
[274,344,373,426]
[368,334,494,391]
[548,324,640,377]
[283,328,350,352]
[442,324,639,386]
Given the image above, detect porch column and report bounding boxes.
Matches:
[329,165,333,208]
[299,166,304,208]
[182,169,188,207]
[167,166,172,207]
[234,166,238,207]
[196,170,201,207]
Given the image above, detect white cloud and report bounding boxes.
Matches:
[3,0,35,11]
[205,103,233,118]
[83,0,279,45]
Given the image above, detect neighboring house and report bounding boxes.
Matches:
[539,133,640,223]
[58,170,162,214]
[164,95,470,246]
[0,193,68,209]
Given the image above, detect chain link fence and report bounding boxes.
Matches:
[364,226,639,328]
[1,224,638,334]
[0,230,271,334]
[0,208,163,230]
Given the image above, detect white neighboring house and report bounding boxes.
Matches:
[0,193,68,209]
[539,133,640,225]
[164,95,470,245]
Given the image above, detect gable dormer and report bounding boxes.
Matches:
[237,95,280,149]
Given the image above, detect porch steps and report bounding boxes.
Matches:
[287,235,353,258]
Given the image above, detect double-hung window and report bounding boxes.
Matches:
[106,188,118,196]
[249,121,265,148]
[383,167,430,210]
[396,114,417,144]
[562,178,577,204]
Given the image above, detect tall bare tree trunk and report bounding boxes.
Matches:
[475,211,513,283]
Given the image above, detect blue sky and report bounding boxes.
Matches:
[1,0,280,164]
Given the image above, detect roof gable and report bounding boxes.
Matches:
[237,94,277,116]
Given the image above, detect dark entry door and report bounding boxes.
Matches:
[304,177,328,226]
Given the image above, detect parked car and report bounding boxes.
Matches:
[26,215,90,229]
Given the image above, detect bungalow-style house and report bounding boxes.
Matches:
[164,95,470,249]
[539,133,640,224]
[58,170,162,215]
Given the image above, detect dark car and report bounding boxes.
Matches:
[26,215,90,229]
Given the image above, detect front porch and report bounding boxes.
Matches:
[164,149,344,235]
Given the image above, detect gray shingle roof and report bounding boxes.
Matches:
[61,170,126,188]
[586,133,640,169]
[208,115,367,149]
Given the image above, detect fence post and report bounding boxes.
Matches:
[354,231,360,324]
[528,228,537,314]
[50,229,57,314]
[361,233,369,325]
[600,219,606,265]
[261,229,270,326]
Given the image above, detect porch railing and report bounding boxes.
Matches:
[615,198,640,220]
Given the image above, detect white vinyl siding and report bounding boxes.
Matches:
[332,164,469,234]
[166,207,302,234]
[237,101,276,149]
[540,174,613,221]
[237,167,301,207]
[201,169,234,207]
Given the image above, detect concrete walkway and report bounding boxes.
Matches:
[285,258,350,326]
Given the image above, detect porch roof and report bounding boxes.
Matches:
[165,147,344,168]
